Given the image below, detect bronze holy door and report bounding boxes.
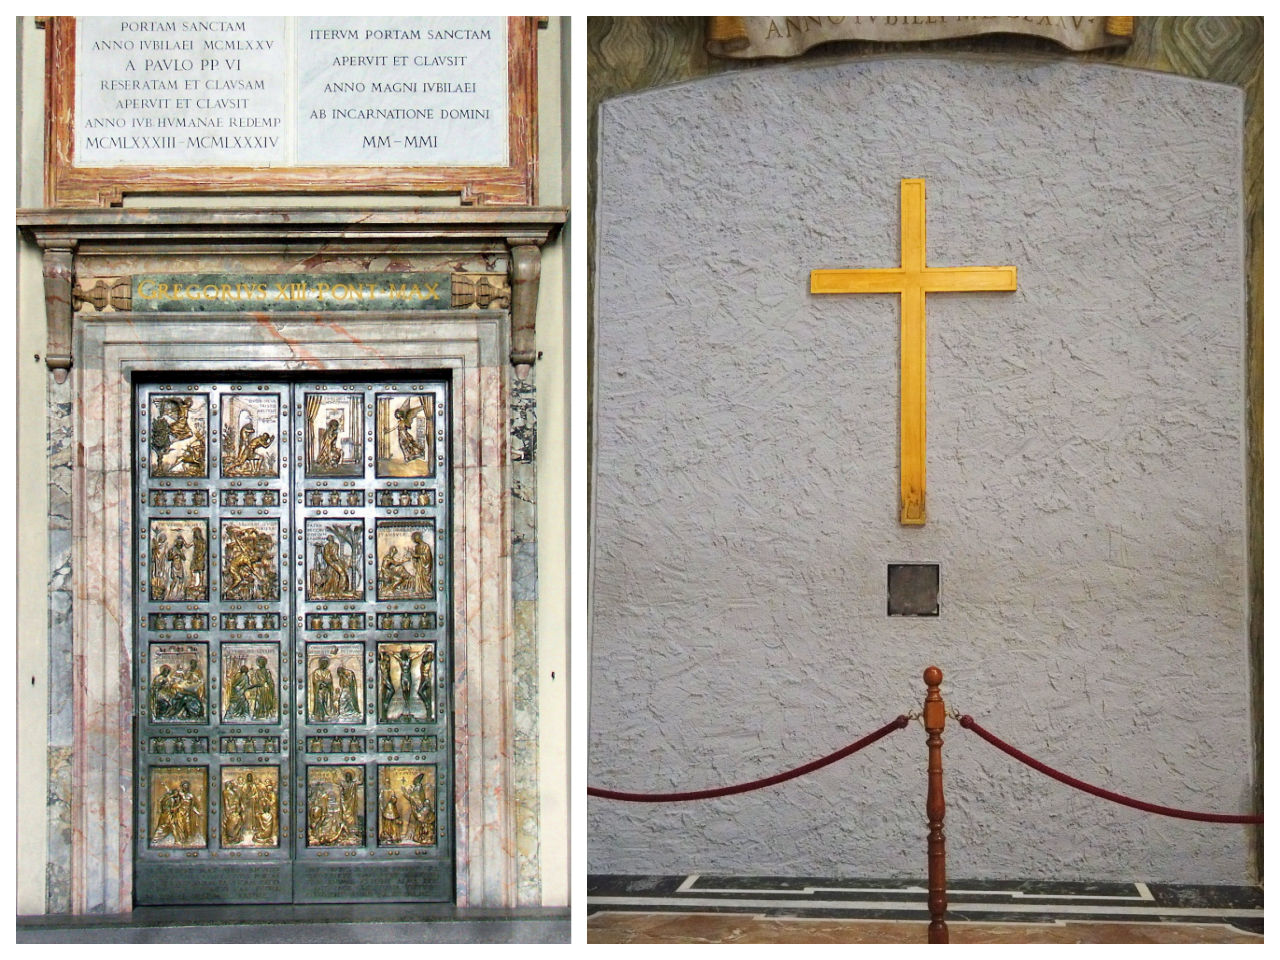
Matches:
[134,377,452,904]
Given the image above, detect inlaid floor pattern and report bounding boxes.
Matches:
[587,875,1262,944]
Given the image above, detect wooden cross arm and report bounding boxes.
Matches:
[811,269,908,294]
[920,265,1017,292]
[810,265,1017,295]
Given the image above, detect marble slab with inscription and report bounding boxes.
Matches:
[77,17,287,167]
[296,17,508,166]
[74,16,509,169]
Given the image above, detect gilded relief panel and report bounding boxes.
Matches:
[304,520,365,601]
[135,378,451,903]
[377,764,438,846]
[148,518,209,602]
[306,766,365,847]
[376,393,435,477]
[220,520,281,602]
[305,393,364,477]
[220,643,280,723]
[148,642,209,723]
[220,765,281,848]
[220,394,280,478]
[306,643,364,724]
[377,642,436,723]
[148,394,209,478]
[148,766,208,849]
[375,519,436,600]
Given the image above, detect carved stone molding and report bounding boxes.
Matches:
[37,242,76,383]
[71,276,130,313]
[17,207,566,379]
[452,273,511,311]
[508,243,545,376]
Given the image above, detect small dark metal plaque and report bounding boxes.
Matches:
[888,563,940,616]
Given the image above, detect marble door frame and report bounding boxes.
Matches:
[72,311,515,912]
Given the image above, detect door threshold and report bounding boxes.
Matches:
[19,905,569,944]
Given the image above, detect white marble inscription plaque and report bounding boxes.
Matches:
[73,16,511,170]
[76,17,287,167]
[295,18,508,167]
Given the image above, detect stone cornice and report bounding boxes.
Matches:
[17,206,567,246]
[18,207,566,379]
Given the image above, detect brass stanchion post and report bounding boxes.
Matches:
[923,665,949,943]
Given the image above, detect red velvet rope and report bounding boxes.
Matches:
[959,715,1262,825]
[588,715,910,802]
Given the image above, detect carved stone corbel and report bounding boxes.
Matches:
[39,241,77,384]
[507,241,543,377]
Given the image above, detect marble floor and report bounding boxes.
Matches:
[587,912,1261,944]
[587,875,1263,944]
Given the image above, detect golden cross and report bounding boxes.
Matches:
[811,178,1017,525]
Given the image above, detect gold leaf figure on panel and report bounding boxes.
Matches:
[376,393,434,477]
[378,765,437,846]
[150,395,208,478]
[376,520,435,600]
[306,521,364,601]
[221,766,279,848]
[221,394,279,478]
[222,645,279,723]
[307,766,364,847]
[149,767,207,848]
[307,644,363,724]
[221,521,280,602]
[149,644,208,723]
[150,519,209,602]
[377,642,436,723]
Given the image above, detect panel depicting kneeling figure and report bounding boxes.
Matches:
[376,519,436,600]
[220,393,280,478]
[306,643,364,724]
[377,764,437,847]
[305,393,363,477]
[306,766,365,847]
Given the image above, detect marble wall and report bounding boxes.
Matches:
[43,243,540,910]
[45,377,74,912]
[17,15,571,915]
[510,375,542,906]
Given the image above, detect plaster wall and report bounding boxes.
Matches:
[589,58,1252,883]
[15,16,571,912]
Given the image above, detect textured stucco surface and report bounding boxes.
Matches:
[589,58,1250,883]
